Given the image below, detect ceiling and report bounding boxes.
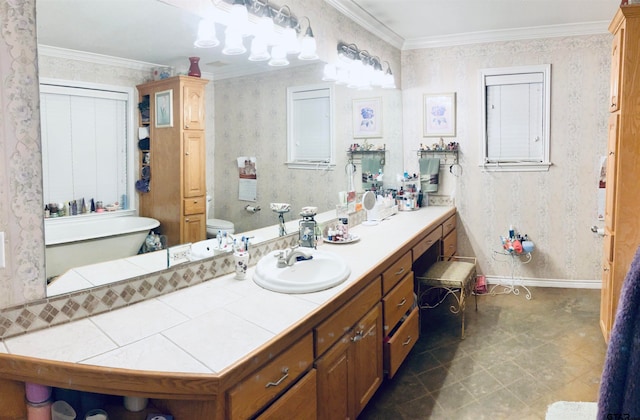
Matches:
[36,0,620,78]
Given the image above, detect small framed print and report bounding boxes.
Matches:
[423,93,456,137]
[353,97,382,138]
[155,89,173,128]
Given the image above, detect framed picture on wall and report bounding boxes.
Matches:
[155,89,173,128]
[353,97,382,138]
[423,92,456,137]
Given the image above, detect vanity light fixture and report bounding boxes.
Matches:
[327,42,396,90]
[194,18,220,48]
[298,16,318,60]
[191,0,317,67]
[381,61,397,89]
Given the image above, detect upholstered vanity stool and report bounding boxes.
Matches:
[415,256,478,339]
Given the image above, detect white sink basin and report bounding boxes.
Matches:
[188,239,232,261]
[253,249,351,293]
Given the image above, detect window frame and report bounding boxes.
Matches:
[286,84,335,170]
[480,64,552,172]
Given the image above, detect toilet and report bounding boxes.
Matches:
[206,195,235,238]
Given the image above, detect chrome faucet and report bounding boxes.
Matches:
[277,248,312,267]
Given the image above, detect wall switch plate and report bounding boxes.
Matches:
[0,232,5,268]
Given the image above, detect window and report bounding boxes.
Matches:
[39,79,134,208]
[286,84,335,169]
[480,65,551,171]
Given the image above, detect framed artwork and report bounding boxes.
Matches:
[155,89,173,128]
[423,93,456,137]
[353,97,382,138]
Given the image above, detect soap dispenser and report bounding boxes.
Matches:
[299,207,318,248]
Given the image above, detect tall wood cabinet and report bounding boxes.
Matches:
[600,5,640,342]
[136,76,209,246]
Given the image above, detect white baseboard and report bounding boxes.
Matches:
[484,275,601,290]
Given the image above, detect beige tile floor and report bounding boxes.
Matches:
[359,287,607,419]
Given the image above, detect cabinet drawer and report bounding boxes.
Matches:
[382,251,413,295]
[412,226,442,263]
[228,333,314,420]
[443,229,457,258]
[183,196,206,215]
[256,369,317,420]
[385,307,419,379]
[383,272,414,334]
[315,278,381,357]
[442,214,456,237]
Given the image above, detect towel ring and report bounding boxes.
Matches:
[449,163,462,177]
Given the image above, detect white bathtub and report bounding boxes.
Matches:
[45,214,160,279]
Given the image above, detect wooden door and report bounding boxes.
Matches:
[183,83,205,130]
[316,336,353,420]
[183,131,206,198]
[352,304,383,417]
[609,26,624,112]
[183,213,205,244]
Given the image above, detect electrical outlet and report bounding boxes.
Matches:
[167,244,191,267]
[0,232,5,268]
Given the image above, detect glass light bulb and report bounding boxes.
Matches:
[222,27,246,55]
[194,18,219,48]
[298,36,318,61]
[268,45,289,66]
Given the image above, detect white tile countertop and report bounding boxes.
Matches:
[3,206,454,375]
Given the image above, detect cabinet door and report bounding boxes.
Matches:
[183,83,205,130]
[600,258,612,342]
[605,114,619,233]
[316,336,353,420]
[183,213,205,244]
[352,303,383,417]
[257,369,317,420]
[609,27,624,112]
[183,131,206,198]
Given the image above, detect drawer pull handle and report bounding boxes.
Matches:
[603,266,610,272]
[351,330,364,342]
[265,368,289,388]
[397,298,407,307]
[395,267,405,276]
[402,336,412,346]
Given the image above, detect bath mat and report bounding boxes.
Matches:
[545,401,597,420]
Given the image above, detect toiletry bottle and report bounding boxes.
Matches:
[509,225,515,240]
[44,204,50,218]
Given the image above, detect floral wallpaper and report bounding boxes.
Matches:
[402,34,611,285]
[213,64,403,233]
[0,0,44,308]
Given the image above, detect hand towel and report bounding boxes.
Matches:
[420,157,440,193]
[598,245,640,419]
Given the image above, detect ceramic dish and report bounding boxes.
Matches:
[322,234,360,244]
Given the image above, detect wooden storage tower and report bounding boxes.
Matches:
[600,5,640,342]
[137,76,209,247]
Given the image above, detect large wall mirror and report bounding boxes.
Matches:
[32,0,404,301]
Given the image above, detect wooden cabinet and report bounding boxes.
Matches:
[601,5,640,341]
[136,76,209,246]
[315,280,383,419]
[256,369,317,420]
[227,333,314,419]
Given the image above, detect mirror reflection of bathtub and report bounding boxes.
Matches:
[45,213,161,295]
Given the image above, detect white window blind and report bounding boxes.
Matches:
[40,83,129,206]
[287,85,334,169]
[480,65,551,171]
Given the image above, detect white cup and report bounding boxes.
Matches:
[234,252,249,280]
[123,396,148,412]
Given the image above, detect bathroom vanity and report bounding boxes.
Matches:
[0,206,456,419]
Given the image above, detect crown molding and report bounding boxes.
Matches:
[403,21,612,49]
[324,0,404,49]
[325,1,610,50]
[37,45,215,80]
